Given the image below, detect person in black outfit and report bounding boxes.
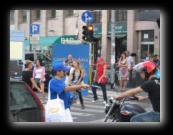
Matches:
[114,61,160,122]
[22,60,41,92]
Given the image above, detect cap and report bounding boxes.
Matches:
[53,63,69,72]
[97,57,104,62]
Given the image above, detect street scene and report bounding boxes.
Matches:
[10,10,160,123]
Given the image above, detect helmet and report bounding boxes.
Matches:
[133,61,157,80]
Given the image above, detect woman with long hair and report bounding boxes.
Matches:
[49,63,89,122]
[67,59,85,109]
[33,59,46,102]
[118,52,129,91]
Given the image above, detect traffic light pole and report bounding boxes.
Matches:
[110,10,115,89]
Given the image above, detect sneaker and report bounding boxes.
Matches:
[77,101,80,104]
[91,99,98,103]
[103,101,107,104]
[81,104,85,109]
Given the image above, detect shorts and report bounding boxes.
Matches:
[34,78,45,83]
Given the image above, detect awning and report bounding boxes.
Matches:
[25,35,77,46]
[107,34,127,38]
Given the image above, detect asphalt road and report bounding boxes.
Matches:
[34,88,153,122]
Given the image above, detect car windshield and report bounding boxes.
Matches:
[36,54,51,63]
[10,82,39,111]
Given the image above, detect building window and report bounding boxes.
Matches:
[10,10,15,24]
[141,30,154,42]
[123,10,127,20]
[51,10,56,18]
[22,10,27,22]
[36,10,41,20]
[92,11,102,23]
[68,10,77,16]
[109,10,127,22]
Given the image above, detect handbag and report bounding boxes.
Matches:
[100,76,107,84]
[45,81,68,122]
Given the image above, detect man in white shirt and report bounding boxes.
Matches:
[126,51,133,87]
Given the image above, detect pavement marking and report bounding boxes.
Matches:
[71,112,93,116]
[70,107,104,113]
[89,118,106,123]
[72,104,105,109]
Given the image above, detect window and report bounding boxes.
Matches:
[10,10,15,24]
[109,10,127,22]
[141,30,154,42]
[36,54,51,62]
[10,83,38,111]
[68,10,77,16]
[51,10,56,18]
[22,10,27,22]
[25,54,34,61]
[92,11,102,23]
[36,10,41,20]
[141,44,154,60]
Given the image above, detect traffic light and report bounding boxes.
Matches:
[82,26,88,41]
[82,25,95,42]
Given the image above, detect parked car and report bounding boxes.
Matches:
[9,78,45,122]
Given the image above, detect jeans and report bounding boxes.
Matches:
[130,111,160,122]
[92,82,107,102]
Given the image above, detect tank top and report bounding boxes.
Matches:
[96,64,105,82]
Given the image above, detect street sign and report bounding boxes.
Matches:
[30,34,40,45]
[30,24,40,45]
[30,24,40,34]
[81,11,93,24]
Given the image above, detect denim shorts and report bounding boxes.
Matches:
[34,78,45,83]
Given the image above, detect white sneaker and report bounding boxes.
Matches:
[91,99,98,103]
[103,101,107,104]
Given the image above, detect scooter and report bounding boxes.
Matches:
[104,96,146,122]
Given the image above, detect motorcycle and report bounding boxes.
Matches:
[104,96,146,122]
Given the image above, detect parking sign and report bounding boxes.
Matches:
[30,24,40,34]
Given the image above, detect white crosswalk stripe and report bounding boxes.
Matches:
[35,92,107,122]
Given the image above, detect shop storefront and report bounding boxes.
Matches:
[25,35,77,54]
[107,22,127,62]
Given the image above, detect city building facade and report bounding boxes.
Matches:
[10,10,160,64]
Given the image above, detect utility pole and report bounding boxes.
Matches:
[110,10,115,89]
[29,10,32,51]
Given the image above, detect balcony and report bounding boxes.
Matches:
[136,10,160,21]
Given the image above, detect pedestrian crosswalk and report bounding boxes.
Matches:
[69,93,108,122]
[35,92,107,122]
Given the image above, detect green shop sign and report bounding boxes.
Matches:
[25,35,77,51]
[108,22,127,34]
[93,23,102,38]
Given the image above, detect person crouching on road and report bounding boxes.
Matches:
[91,57,108,104]
[49,63,90,122]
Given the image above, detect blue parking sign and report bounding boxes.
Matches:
[30,24,40,34]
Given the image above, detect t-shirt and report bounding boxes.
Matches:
[126,56,133,70]
[49,77,71,109]
[22,70,33,89]
[140,77,160,112]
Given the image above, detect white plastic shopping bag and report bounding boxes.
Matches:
[45,81,67,122]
